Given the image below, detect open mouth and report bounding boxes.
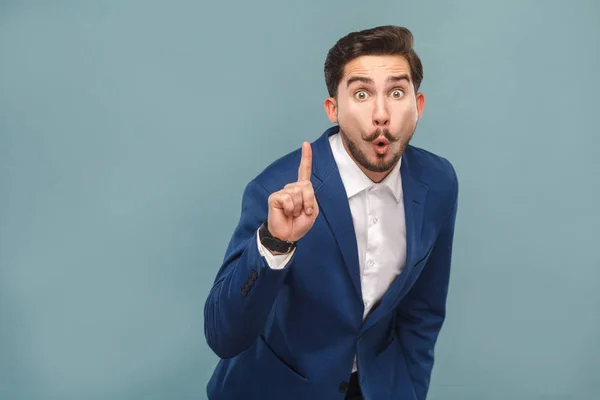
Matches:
[372,137,390,155]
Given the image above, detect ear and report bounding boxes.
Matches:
[415,92,425,119]
[324,97,338,123]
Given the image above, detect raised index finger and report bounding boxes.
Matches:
[297,141,312,182]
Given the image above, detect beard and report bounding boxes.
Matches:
[339,125,413,173]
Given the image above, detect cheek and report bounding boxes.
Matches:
[393,105,418,130]
[401,101,418,118]
[340,102,371,125]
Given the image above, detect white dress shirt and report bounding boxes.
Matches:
[257,132,407,372]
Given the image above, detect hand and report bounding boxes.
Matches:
[267,142,319,242]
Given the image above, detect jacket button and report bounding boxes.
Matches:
[339,381,349,393]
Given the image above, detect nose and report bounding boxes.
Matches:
[372,97,389,127]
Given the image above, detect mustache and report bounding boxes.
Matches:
[362,128,398,142]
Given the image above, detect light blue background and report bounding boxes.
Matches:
[1,1,598,399]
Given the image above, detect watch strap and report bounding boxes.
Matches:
[259,221,297,254]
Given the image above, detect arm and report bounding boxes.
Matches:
[203,180,295,359]
[204,141,317,359]
[395,170,459,400]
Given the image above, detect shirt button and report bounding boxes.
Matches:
[372,217,378,224]
[367,260,375,266]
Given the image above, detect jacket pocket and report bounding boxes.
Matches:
[413,244,434,268]
[375,331,397,359]
[258,335,309,382]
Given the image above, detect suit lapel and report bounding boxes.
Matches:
[401,154,428,277]
[314,174,362,299]
[311,127,362,299]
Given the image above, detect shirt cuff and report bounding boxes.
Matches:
[256,227,295,270]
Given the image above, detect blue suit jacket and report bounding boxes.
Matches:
[204,126,459,399]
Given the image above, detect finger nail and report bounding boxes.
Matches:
[307,207,313,214]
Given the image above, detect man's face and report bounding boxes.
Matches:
[324,55,425,182]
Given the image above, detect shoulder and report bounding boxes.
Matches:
[406,145,457,182]
[248,145,304,194]
[405,145,458,203]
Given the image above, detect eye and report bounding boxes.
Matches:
[390,89,404,99]
[354,90,369,101]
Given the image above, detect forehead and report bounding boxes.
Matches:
[342,55,411,81]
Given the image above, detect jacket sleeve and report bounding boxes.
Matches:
[395,168,459,400]
[204,179,297,359]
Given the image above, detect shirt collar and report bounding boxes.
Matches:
[329,132,403,202]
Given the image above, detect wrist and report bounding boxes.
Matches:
[259,221,297,255]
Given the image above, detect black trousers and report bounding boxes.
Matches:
[344,372,363,400]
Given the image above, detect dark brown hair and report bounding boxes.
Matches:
[324,25,423,97]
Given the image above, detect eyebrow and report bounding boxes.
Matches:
[346,74,411,88]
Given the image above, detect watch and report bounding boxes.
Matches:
[259,221,297,254]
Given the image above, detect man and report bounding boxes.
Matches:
[204,25,459,400]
